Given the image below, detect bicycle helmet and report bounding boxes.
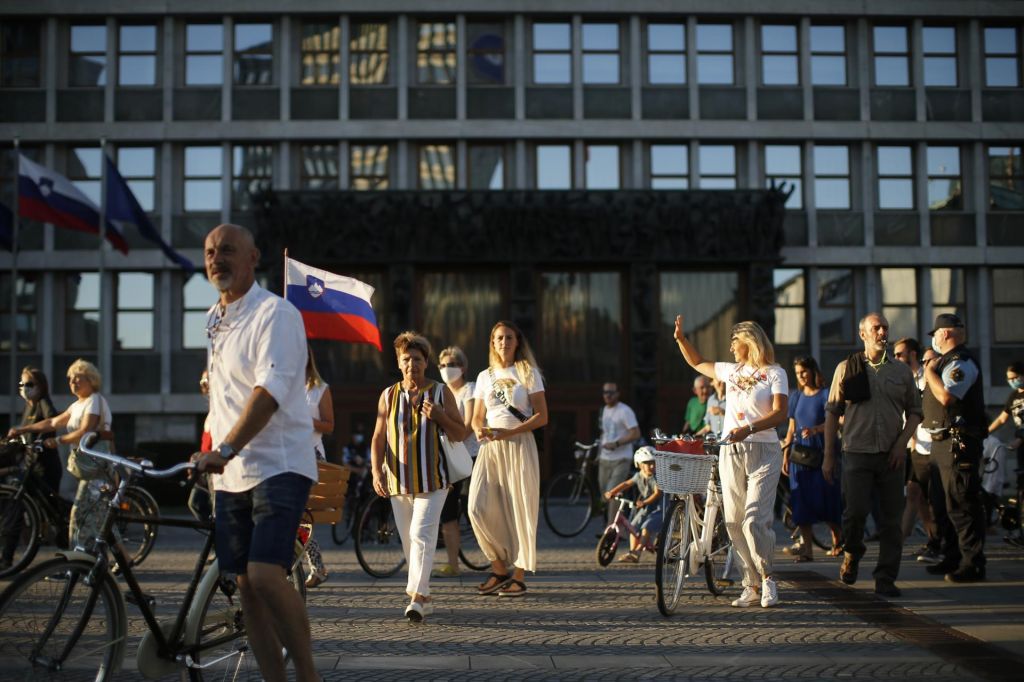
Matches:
[633,445,656,467]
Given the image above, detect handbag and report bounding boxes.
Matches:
[67,447,105,480]
[789,442,823,469]
[435,384,474,483]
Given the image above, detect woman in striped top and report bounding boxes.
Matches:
[370,331,468,622]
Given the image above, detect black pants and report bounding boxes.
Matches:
[909,451,950,553]
[932,437,986,571]
[842,452,905,584]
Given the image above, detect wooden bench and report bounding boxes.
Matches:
[306,461,350,525]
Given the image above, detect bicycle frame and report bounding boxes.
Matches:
[606,497,656,553]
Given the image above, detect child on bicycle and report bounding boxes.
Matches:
[603,446,663,563]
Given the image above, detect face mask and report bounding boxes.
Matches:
[352,433,365,445]
[931,335,943,355]
[1010,378,1024,391]
[440,366,463,383]
[19,386,40,402]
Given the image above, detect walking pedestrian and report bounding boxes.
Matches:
[597,381,640,525]
[684,376,712,434]
[303,345,334,588]
[10,367,62,494]
[988,361,1024,470]
[673,316,789,608]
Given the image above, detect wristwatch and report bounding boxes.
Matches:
[216,442,238,461]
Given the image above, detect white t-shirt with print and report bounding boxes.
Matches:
[714,362,788,444]
[473,365,545,430]
[67,393,112,433]
[600,402,639,462]
[451,381,480,459]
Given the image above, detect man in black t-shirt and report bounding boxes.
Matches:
[988,361,1024,469]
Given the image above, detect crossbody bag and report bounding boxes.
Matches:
[488,367,529,423]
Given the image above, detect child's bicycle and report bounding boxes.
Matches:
[595,496,657,566]
[652,432,734,617]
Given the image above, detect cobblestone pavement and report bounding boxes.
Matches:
[3,519,1023,681]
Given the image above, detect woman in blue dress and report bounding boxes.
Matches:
[781,356,842,561]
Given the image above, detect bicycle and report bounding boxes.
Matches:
[331,467,372,546]
[0,437,158,579]
[653,434,734,617]
[542,440,602,537]
[595,496,658,567]
[354,491,489,578]
[0,433,306,681]
[998,467,1024,549]
[774,475,831,552]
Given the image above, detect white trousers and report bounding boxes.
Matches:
[390,487,447,598]
[718,441,783,588]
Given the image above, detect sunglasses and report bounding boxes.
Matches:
[438,362,462,368]
[602,390,617,395]
[17,381,35,389]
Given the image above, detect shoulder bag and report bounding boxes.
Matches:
[787,391,824,468]
[488,367,529,423]
[436,384,473,483]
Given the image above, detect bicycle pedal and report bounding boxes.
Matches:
[125,590,156,609]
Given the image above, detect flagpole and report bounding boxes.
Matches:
[283,248,288,297]
[9,137,20,425]
[98,137,107,379]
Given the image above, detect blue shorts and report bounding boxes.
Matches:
[215,472,313,574]
[632,508,663,537]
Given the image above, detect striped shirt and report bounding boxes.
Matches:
[383,381,449,495]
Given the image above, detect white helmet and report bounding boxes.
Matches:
[633,445,656,467]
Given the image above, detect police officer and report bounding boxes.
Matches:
[922,313,987,583]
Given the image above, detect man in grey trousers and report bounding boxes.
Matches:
[822,312,922,598]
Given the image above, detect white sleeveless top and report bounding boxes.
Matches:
[305,382,328,458]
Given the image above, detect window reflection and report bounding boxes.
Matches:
[923,27,957,87]
[585,145,619,189]
[234,23,273,85]
[186,24,223,86]
[988,145,1023,210]
[184,146,222,212]
[536,144,572,189]
[419,144,455,190]
[992,269,1024,342]
[984,27,1019,87]
[182,274,218,349]
[118,25,157,86]
[650,144,688,189]
[773,268,806,345]
[873,26,910,86]
[232,145,273,211]
[350,22,389,85]
[66,273,100,350]
[351,143,390,190]
[927,146,962,210]
[814,145,851,209]
[699,144,736,189]
[765,145,802,208]
[417,21,456,85]
[70,25,106,87]
[541,272,622,382]
[582,23,619,84]
[117,147,156,212]
[0,274,37,352]
[881,268,917,340]
[421,272,504,374]
[647,23,685,85]
[810,25,846,86]
[696,24,733,85]
[467,22,505,85]
[931,267,966,323]
[300,144,339,190]
[818,268,855,344]
[761,25,798,86]
[301,21,339,85]
[533,22,571,84]
[469,145,505,189]
[878,145,914,210]
[117,272,154,350]
[660,271,739,383]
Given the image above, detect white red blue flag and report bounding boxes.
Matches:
[18,154,129,254]
[285,257,382,351]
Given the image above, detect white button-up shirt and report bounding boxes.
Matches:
[206,281,317,493]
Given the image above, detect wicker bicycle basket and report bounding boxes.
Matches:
[653,450,717,495]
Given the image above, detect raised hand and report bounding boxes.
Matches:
[674,314,686,343]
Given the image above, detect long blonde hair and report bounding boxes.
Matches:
[732,321,775,368]
[487,320,541,389]
[305,344,324,389]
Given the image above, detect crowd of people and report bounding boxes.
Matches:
[3,220,1019,682]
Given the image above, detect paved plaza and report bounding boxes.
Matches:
[6,516,1021,682]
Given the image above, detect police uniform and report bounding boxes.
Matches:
[922,342,987,579]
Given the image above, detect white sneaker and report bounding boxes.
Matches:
[730,586,760,608]
[404,600,433,621]
[761,577,780,608]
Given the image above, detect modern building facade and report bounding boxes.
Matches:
[0,1,1022,476]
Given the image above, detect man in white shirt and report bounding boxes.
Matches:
[598,382,640,524]
[196,224,319,682]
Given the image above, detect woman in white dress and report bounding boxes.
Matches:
[303,347,334,587]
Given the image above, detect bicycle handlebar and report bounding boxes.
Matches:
[79,432,195,480]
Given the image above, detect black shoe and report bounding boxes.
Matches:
[925,561,958,575]
[945,566,986,583]
[874,581,901,597]
[840,554,859,585]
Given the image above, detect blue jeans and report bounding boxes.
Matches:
[215,472,313,574]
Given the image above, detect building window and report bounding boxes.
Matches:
[234,23,273,85]
[0,273,37,351]
[116,273,154,350]
[350,144,389,190]
[421,272,504,373]
[69,24,106,87]
[418,143,454,189]
[118,25,157,86]
[698,144,736,189]
[880,268,917,340]
[350,22,389,85]
[926,146,962,211]
[541,272,622,382]
[536,144,572,189]
[1,21,41,87]
[116,147,156,212]
[873,25,910,87]
[649,144,688,189]
[300,21,339,86]
[817,268,855,345]
[182,275,217,349]
[468,145,505,189]
[984,27,1020,87]
[646,23,685,85]
[466,22,506,85]
[877,145,914,209]
[185,24,223,86]
[931,267,966,322]
[696,23,733,85]
[584,144,620,189]
[992,268,1024,343]
[582,23,619,84]
[68,146,101,206]
[923,26,957,87]
[988,145,1023,210]
[764,145,802,208]
[660,271,739,384]
[416,21,456,85]
[66,272,100,350]
[232,145,273,211]
[184,146,221,212]
[810,25,846,86]
[773,268,806,346]
[814,145,851,209]
[532,22,571,85]
[299,144,338,190]
[761,24,798,86]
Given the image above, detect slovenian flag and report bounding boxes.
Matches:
[285,257,382,351]
[18,154,129,254]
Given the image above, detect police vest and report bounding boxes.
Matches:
[921,345,986,438]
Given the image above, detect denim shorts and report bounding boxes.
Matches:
[215,472,313,574]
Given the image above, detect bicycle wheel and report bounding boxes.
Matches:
[354,496,406,578]
[331,487,362,546]
[542,471,596,538]
[703,506,732,596]
[0,556,126,680]
[595,526,619,567]
[114,486,159,568]
[186,573,257,682]
[0,485,41,579]
[655,498,693,617]
[457,502,489,571]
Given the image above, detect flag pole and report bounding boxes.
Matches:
[98,137,107,379]
[9,137,20,425]
[283,247,288,297]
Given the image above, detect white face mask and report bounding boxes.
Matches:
[931,334,944,355]
[440,366,463,384]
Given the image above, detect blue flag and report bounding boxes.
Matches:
[0,201,12,251]
[104,155,195,274]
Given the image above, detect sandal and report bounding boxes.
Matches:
[826,546,843,558]
[497,579,527,598]
[617,552,639,563]
[478,572,512,595]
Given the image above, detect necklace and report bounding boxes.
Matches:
[865,350,888,369]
